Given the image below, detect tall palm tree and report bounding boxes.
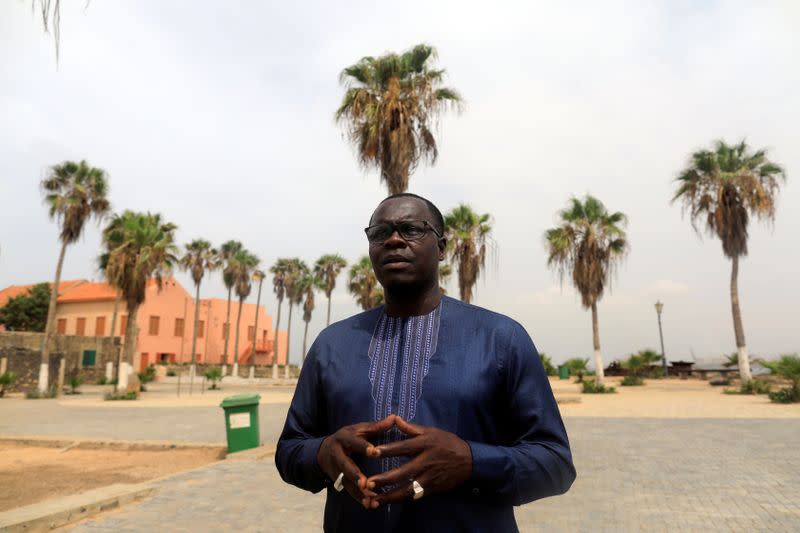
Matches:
[672,140,786,383]
[313,254,347,326]
[348,256,384,310]
[438,263,453,295]
[97,247,122,373]
[230,249,259,377]
[444,204,493,304]
[283,259,309,379]
[102,211,178,389]
[38,160,110,392]
[219,240,243,375]
[269,258,292,379]
[300,273,322,367]
[250,269,266,373]
[544,195,628,383]
[179,240,218,379]
[336,44,463,194]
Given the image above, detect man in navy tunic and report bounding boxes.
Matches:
[276,193,575,532]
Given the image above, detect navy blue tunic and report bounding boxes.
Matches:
[276,296,575,532]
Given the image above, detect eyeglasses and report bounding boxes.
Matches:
[364,220,442,243]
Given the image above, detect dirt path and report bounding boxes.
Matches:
[0,442,223,512]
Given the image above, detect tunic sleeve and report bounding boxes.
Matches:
[275,341,330,493]
[465,323,576,505]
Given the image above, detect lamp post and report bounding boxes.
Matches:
[655,301,667,378]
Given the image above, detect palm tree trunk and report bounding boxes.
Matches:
[118,302,139,390]
[591,302,604,383]
[730,256,752,383]
[38,240,68,392]
[222,286,232,375]
[252,279,263,373]
[233,297,244,378]
[272,297,283,379]
[107,291,121,382]
[190,282,201,380]
[302,319,310,367]
[284,301,293,379]
[326,294,332,327]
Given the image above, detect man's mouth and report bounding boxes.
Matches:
[382,255,411,266]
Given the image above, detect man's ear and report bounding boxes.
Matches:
[438,237,446,260]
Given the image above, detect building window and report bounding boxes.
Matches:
[57,318,67,335]
[95,316,106,337]
[222,322,230,340]
[76,317,86,336]
[263,330,268,344]
[149,316,160,336]
[174,318,184,337]
[247,326,255,341]
[196,353,203,362]
[82,350,96,367]
[120,315,128,335]
[198,320,205,339]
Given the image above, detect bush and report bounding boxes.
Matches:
[25,388,57,399]
[768,387,800,404]
[709,377,730,386]
[739,379,772,395]
[0,372,16,397]
[620,375,644,386]
[582,380,616,394]
[539,353,557,377]
[96,375,108,385]
[166,369,176,377]
[565,358,589,383]
[205,367,223,390]
[137,365,156,392]
[104,391,139,401]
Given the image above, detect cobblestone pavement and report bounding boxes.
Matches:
[65,418,800,533]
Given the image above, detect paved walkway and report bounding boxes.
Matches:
[64,418,800,533]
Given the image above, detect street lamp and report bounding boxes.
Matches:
[655,301,667,378]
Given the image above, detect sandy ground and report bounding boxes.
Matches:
[552,377,800,418]
[52,384,295,408]
[0,442,223,512]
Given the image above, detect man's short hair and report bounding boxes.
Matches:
[372,193,445,235]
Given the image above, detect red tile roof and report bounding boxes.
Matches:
[57,282,118,303]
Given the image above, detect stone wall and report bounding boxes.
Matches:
[164,363,300,379]
[0,332,119,393]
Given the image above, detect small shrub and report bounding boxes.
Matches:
[620,375,644,386]
[67,375,82,395]
[166,369,176,377]
[0,372,17,397]
[205,367,223,390]
[565,358,589,383]
[582,380,616,394]
[739,379,771,395]
[110,378,118,385]
[104,391,139,401]
[96,375,109,385]
[768,387,800,404]
[709,377,730,386]
[25,388,57,399]
[539,353,557,377]
[137,365,156,392]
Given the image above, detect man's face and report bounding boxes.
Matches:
[368,197,445,290]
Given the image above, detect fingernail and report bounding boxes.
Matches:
[368,481,375,489]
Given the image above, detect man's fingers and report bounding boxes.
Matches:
[394,416,425,436]
[375,472,431,506]
[332,444,366,488]
[373,436,426,458]
[357,414,397,437]
[366,455,424,490]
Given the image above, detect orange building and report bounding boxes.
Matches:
[0,278,287,371]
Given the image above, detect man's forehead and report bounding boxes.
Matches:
[371,197,430,222]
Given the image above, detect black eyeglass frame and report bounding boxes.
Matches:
[363,220,443,243]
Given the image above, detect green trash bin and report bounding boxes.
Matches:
[558,365,570,380]
[220,394,261,454]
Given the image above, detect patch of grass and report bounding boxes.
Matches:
[740,379,771,395]
[582,380,616,394]
[620,375,644,386]
[25,388,57,399]
[104,391,139,401]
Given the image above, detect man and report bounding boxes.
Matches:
[276,193,575,532]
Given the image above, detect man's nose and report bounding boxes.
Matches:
[383,230,407,247]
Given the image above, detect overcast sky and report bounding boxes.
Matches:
[1,1,798,367]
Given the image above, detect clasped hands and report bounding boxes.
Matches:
[316,414,472,509]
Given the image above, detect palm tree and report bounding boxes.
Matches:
[270,258,292,379]
[348,256,384,310]
[335,44,463,194]
[300,273,322,367]
[179,240,218,380]
[97,247,122,375]
[672,140,786,383]
[102,211,178,390]
[250,269,266,374]
[444,204,493,303]
[283,259,309,379]
[544,195,628,384]
[38,160,111,392]
[313,254,347,326]
[219,240,243,375]
[230,249,259,377]
[438,263,453,295]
